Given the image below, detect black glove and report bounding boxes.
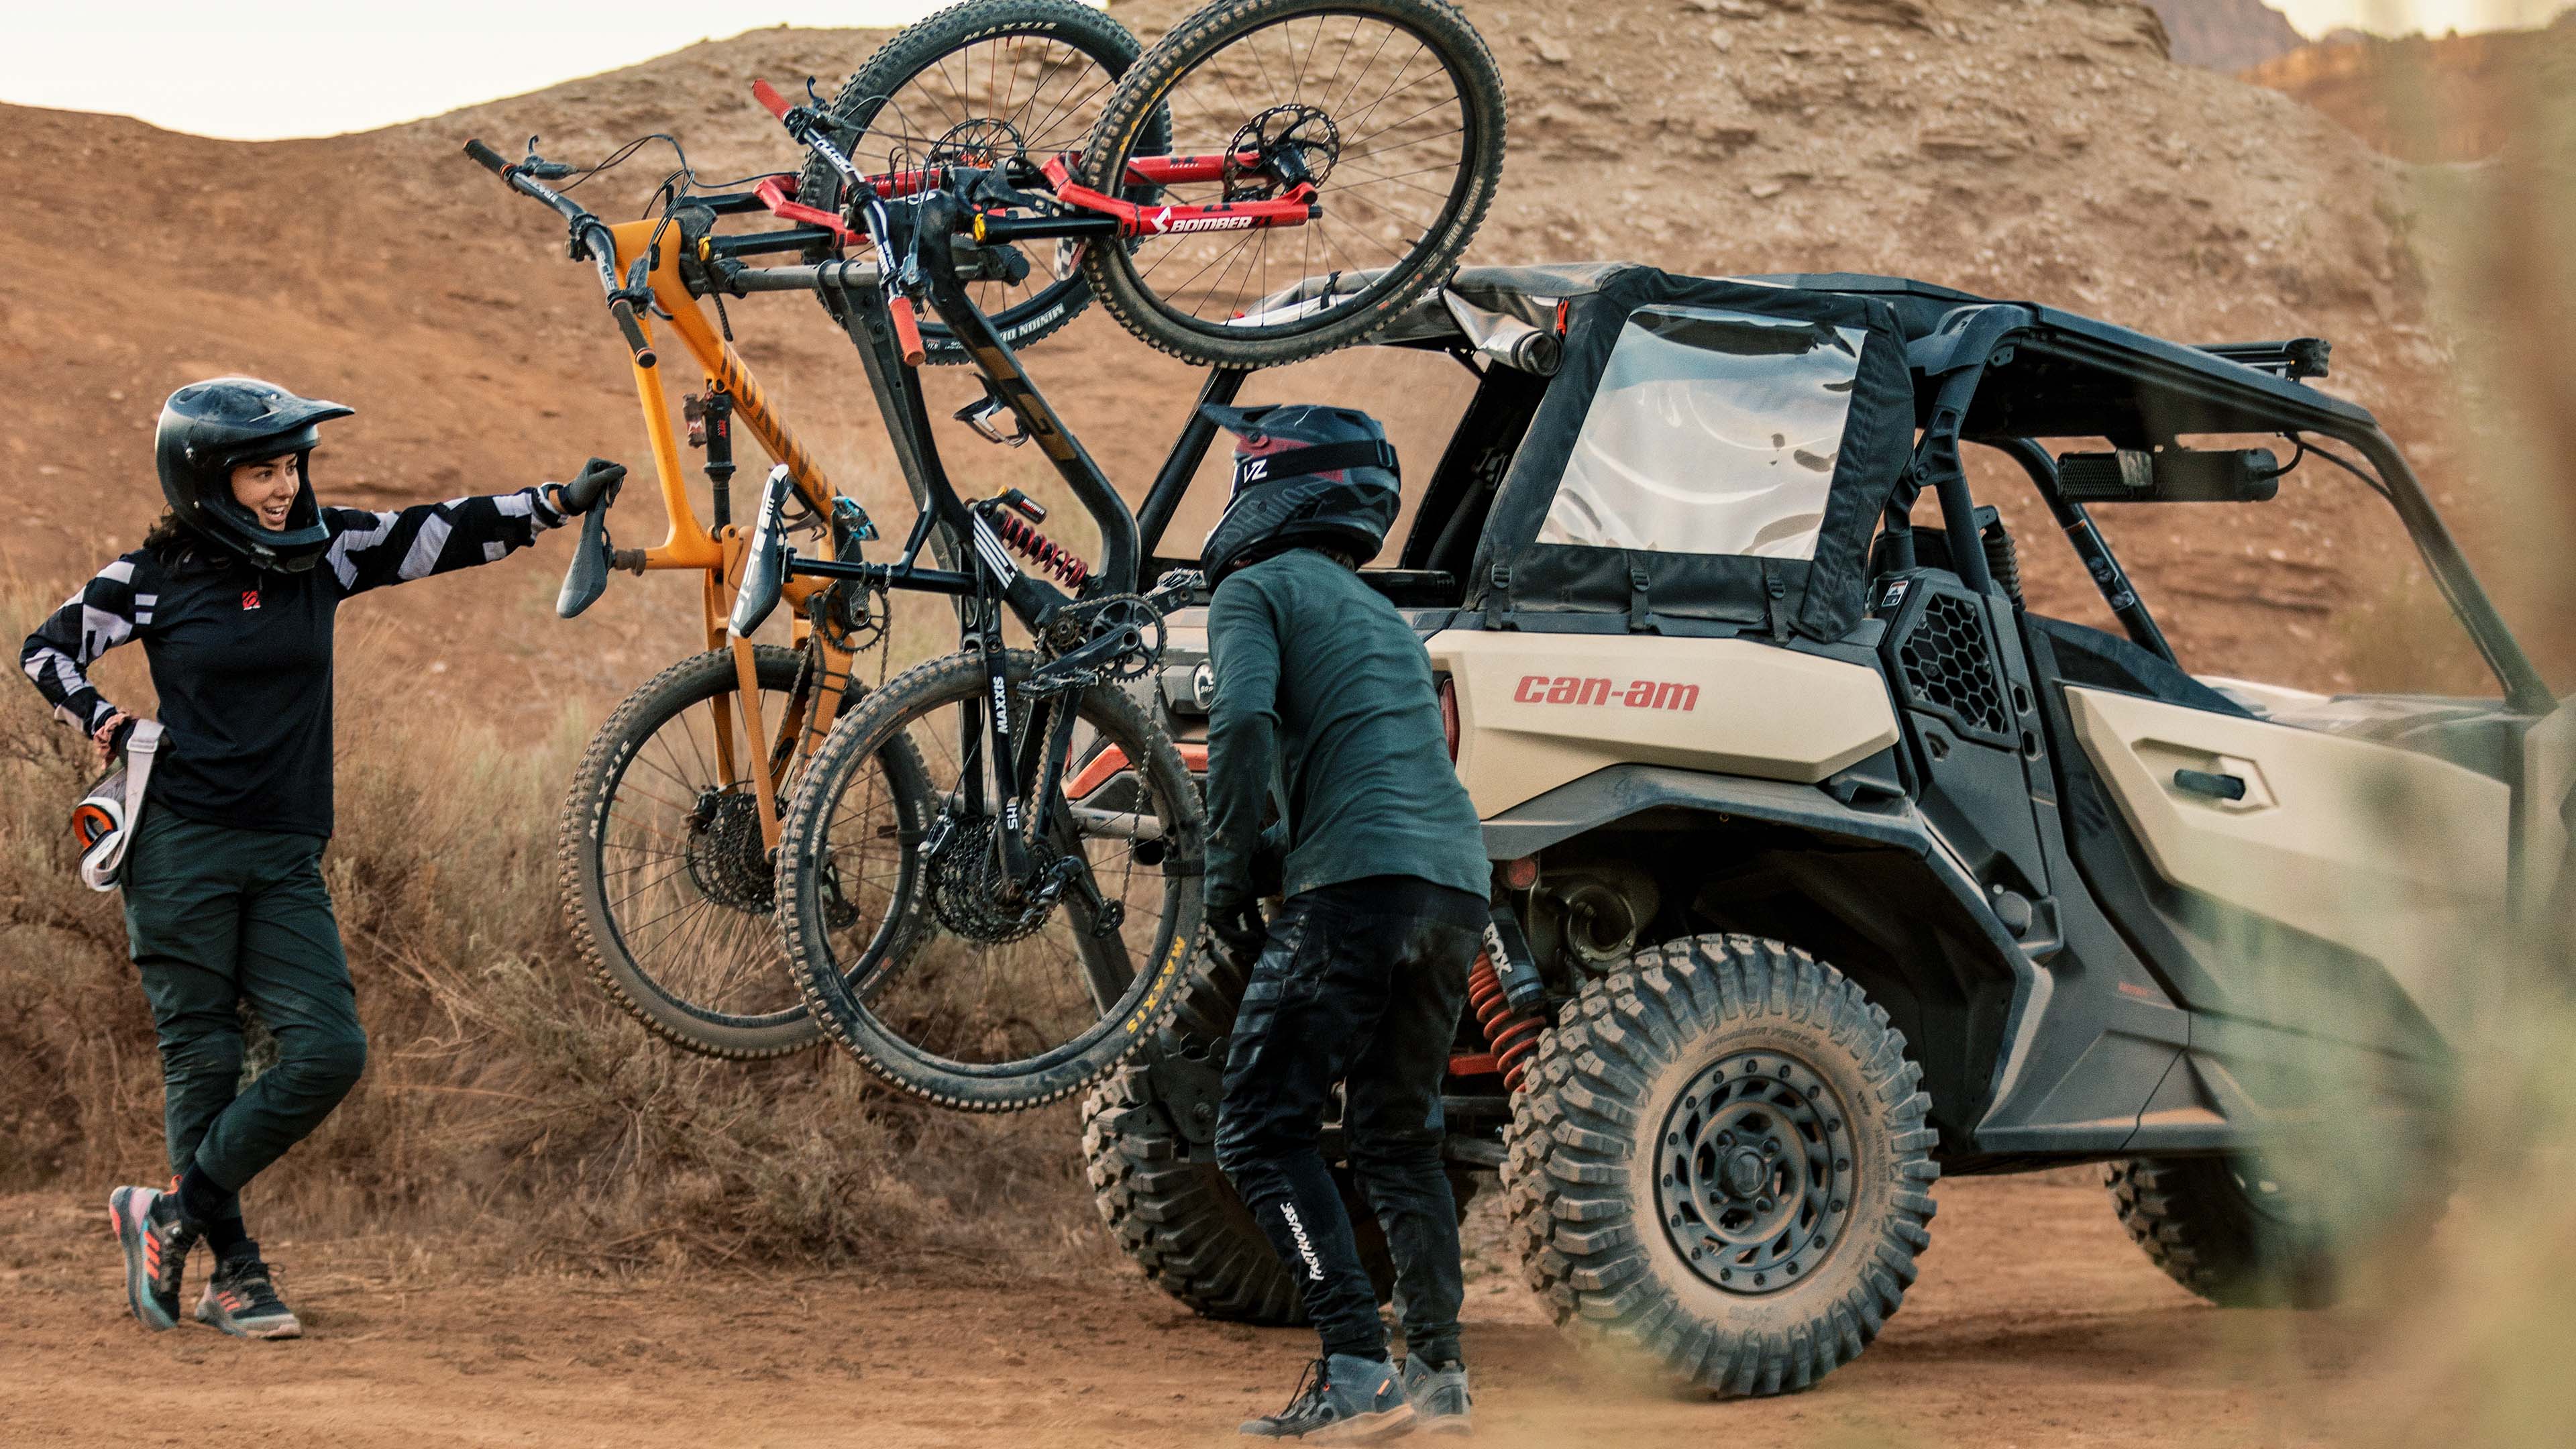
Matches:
[1208,896,1269,967]
[553,457,627,517]
[1250,823,1288,900]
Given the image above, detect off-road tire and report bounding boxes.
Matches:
[799,0,1159,362]
[777,649,1203,1111]
[559,646,926,1060]
[1080,938,1479,1324]
[1073,0,1507,368]
[1505,934,1939,1397]
[2104,1157,2352,1309]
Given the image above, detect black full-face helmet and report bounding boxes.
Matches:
[154,377,353,571]
[1199,402,1401,587]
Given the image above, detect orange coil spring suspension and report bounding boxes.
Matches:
[1467,951,1547,1093]
[989,509,1091,588]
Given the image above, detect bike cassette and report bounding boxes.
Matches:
[684,788,774,912]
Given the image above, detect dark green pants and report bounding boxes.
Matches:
[122,810,366,1197]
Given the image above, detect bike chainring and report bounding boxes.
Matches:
[1041,592,1165,689]
[1227,105,1340,200]
[924,814,1055,944]
[684,788,774,912]
[810,578,889,655]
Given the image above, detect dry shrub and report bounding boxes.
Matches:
[0,592,1102,1275]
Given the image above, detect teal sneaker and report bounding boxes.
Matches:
[1239,1354,1415,1442]
[108,1185,196,1332]
[1401,1356,1472,1436]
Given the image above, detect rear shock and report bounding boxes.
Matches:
[1466,951,1546,1093]
[982,497,1091,588]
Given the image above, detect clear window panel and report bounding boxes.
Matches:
[1540,307,1866,559]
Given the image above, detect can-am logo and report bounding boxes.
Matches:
[1148,206,1258,235]
[1513,674,1701,712]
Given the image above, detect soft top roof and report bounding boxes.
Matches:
[1350,261,2379,443]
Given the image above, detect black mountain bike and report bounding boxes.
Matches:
[474,0,1505,1106]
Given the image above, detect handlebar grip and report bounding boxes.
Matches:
[888,296,927,368]
[608,299,659,369]
[463,139,512,176]
[751,78,790,119]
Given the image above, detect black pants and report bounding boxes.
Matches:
[123,810,366,1198]
[1215,875,1483,1364]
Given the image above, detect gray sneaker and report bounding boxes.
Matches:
[1239,1354,1415,1442]
[195,1244,302,1340]
[1401,1356,1472,1437]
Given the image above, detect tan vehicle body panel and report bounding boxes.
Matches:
[1426,631,1903,818]
[2065,686,2510,1026]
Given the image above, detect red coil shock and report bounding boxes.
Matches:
[1467,951,1547,1093]
[988,509,1090,588]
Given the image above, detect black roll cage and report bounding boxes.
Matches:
[1122,270,2548,716]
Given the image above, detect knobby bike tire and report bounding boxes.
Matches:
[775,648,1205,1110]
[559,646,930,1059]
[798,0,1163,362]
[1075,0,1507,368]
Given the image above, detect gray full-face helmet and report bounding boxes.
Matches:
[1199,402,1401,587]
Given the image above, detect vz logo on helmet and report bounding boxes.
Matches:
[1240,458,1269,483]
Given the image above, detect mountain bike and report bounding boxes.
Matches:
[731,0,1503,1108]
[467,0,1505,1100]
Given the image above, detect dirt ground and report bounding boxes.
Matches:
[1,1171,2406,1448]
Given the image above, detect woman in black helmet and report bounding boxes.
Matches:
[19,376,622,1340]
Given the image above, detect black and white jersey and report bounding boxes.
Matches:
[21,487,568,837]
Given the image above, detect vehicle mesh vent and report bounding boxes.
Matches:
[1898,593,2010,740]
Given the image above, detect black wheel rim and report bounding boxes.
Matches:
[1656,1049,1853,1295]
[1106,8,1481,341]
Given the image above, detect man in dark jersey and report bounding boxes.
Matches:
[1197,404,1490,1442]
[21,377,620,1339]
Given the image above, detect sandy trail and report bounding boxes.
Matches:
[0,1172,2395,1448]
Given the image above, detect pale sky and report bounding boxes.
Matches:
[0,0,2560,142]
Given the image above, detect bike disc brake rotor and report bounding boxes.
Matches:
[928,117,1027,170]
[684,788,775,912]
[1226,105,1339,201]
[925,814,1053,943]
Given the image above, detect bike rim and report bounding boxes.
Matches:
[810,672,1188,1076]
[1108,6,1483,341]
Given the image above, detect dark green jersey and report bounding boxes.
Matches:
[1202,548,1489,907]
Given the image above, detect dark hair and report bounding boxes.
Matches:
[140,508,212,568]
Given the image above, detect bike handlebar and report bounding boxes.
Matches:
[462,138,657,370]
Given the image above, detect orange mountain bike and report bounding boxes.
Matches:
[468,0,1505,1104]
